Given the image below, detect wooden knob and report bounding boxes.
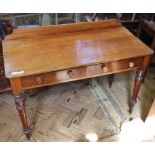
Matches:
[68,70,75,77]
[101,64,106,69]
[101,63,108,72]
[36,76,43,85]
[129,62,134,68]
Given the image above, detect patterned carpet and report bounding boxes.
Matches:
[89,77,128,134]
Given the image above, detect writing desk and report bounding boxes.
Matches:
[2,20,153,139]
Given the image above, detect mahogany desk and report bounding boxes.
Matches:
[2,20,153,139]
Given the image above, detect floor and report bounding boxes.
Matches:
[0,69,155,142]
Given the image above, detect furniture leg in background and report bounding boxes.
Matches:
[108,74,115,88]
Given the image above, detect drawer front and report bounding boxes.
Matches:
[21,57,143,89]
[0,78,10,89]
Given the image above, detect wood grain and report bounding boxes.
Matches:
[3,19,153,78]
[6,19,121,39]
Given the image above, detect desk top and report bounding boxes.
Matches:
[2,19,153,78]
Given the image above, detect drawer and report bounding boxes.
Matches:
[0,56,4,66]
[0,78,10,89]
[21,57,143,89]
[0,67,5,77]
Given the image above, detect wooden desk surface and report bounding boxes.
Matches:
[2,19,153,78]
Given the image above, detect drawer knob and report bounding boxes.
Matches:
[129,62,134,68]
[101,64,106,69]
[36,77,43,85]
[68,70,75,78]
[101,63,108,72]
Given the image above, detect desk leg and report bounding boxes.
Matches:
[129,56,151,113]
[14,93,30,139]
[129,68,144,113]
[108,74,115,88]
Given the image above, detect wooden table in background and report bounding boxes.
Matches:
[2,19,153,139]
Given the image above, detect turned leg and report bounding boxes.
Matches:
[129,68,145,113]
[14,93,30,139]
[108,74,115,88]
[129,56,151,113]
